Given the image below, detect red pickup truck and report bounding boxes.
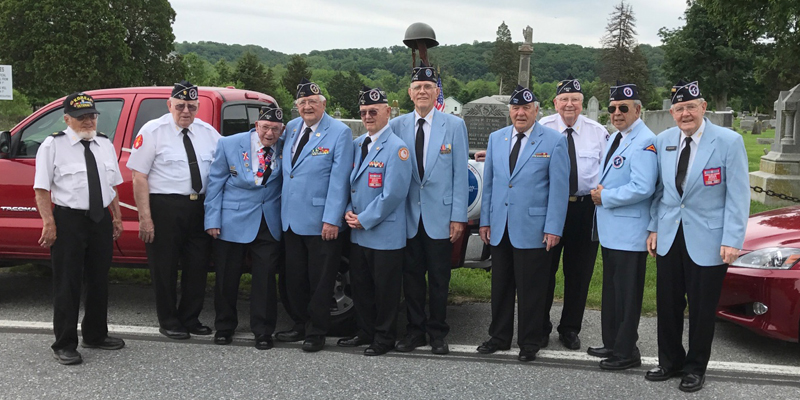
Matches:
[0,86,484,334]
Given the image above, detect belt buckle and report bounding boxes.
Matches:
[189,193,198,201]
[569,195,577,202]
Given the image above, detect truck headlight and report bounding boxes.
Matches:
[732,247,800,270]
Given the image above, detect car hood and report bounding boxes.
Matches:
[743,205,800,251]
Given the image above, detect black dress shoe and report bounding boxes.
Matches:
[558,332,580,350]
[159,328,190,340]
[679,373,705,392]
[430,338,449,355]
[337,335,371,347]
[188,325,212,335]
[81,336,125,350]
[600,355,642,370]
[302,336,325,352]
[587,346,613,358]
[395,335,426,353]
[364,342,393,356]
[518,348,537,362]
[214,332,233,345]
[476,339,511,354]
[275,329,305,342]
[644,366,683,382]
[255,335,274,350]
[53,349,83,365]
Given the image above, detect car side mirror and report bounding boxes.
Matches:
[0,131,10,159]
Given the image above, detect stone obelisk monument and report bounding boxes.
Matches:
[518,26,533,88]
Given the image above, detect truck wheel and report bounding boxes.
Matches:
[327,257,357,336]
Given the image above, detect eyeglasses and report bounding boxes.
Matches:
[173,103,198,112]
[297,99,321,107]
[75,113,98,121]
[410,84,436,92]
[258,126,283,133]
[359,109,379,118]
[607,105,629,113]
[672,103,700,114]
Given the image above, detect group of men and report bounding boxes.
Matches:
[474,77,748,392]
[35,68,748,392]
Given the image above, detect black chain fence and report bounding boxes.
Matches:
[751,186,800,203]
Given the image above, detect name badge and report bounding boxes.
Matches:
[666,146,678,151]
[703,167,722,186]
[368,172,383,188]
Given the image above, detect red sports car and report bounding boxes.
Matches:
[716,205,800,342]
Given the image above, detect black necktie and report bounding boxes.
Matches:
[181,128,202,194]
[261,147,272,185]
[361,136,372,164]
[604,133,623,169]
[81,140,104,223]
[415,119,425,179]
[292,127,311,167]
[566,128,578,195]
[676,137,692,197]
[509,132,525,174]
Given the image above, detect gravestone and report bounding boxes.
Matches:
[463,96,509,150]
[333,107,342,119]
[662,99,671,110]
[750,83,800,206]
[752,119,762,135]
[587,96,599,122]
[741,117,756,132]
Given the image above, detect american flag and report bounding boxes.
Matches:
[435,76,445,112]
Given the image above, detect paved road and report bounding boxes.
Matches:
[1,268,799,399]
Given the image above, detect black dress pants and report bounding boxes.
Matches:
[283,228,342,337]
[544,198,599,335]
[488,229,551,350]
[403,219,452,340]
[50,207,113,351]
[146,195,211,331]
[350,244,403,346]
[600,247,647,358]
[214,218,280,336]
[656,226,728,375]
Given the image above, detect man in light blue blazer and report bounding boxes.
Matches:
[389,62,468,355]
[279,79,354,352]
[337,87,412,356]
[476,86,570,362]
[587,83,657,370]
[644,81,749,392]
[204,104,284,350]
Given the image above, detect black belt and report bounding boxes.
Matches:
[151,193,205,201]
[568,194,592,203]
[54,205,107,215]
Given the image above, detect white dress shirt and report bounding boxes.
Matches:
[414,109,434,169]
[539,113,607,196]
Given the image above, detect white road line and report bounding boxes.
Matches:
[3,320,799,378]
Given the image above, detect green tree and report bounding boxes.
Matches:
[111,0,177,85]
[599,1,655,107]
[182,53,215,86]
[234,51,271,93]
[0,89,32,127]
[281,55,312,98]
[214,59,234,86]
[659,2,753,110]
[326,70,364,118]
[490,22,518,95]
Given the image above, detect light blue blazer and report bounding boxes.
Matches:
[389,109,469,239]
[281,113,354,235]
[204,130,282,243]
[596,120,657,252]
[648,119,750,266]
[347,128,412,251]
[479,123,570,249]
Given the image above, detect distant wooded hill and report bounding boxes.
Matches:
[175,41,666,87]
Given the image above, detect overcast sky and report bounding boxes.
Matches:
[170,0,689,54]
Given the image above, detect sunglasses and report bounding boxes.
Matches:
[359,109,379,118]
[174,103,198,112]
[75,113,98,121]
[607,105,629,113]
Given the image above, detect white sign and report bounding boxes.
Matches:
[0,65,12,100]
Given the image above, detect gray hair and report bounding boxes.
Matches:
[295,94,326,106]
